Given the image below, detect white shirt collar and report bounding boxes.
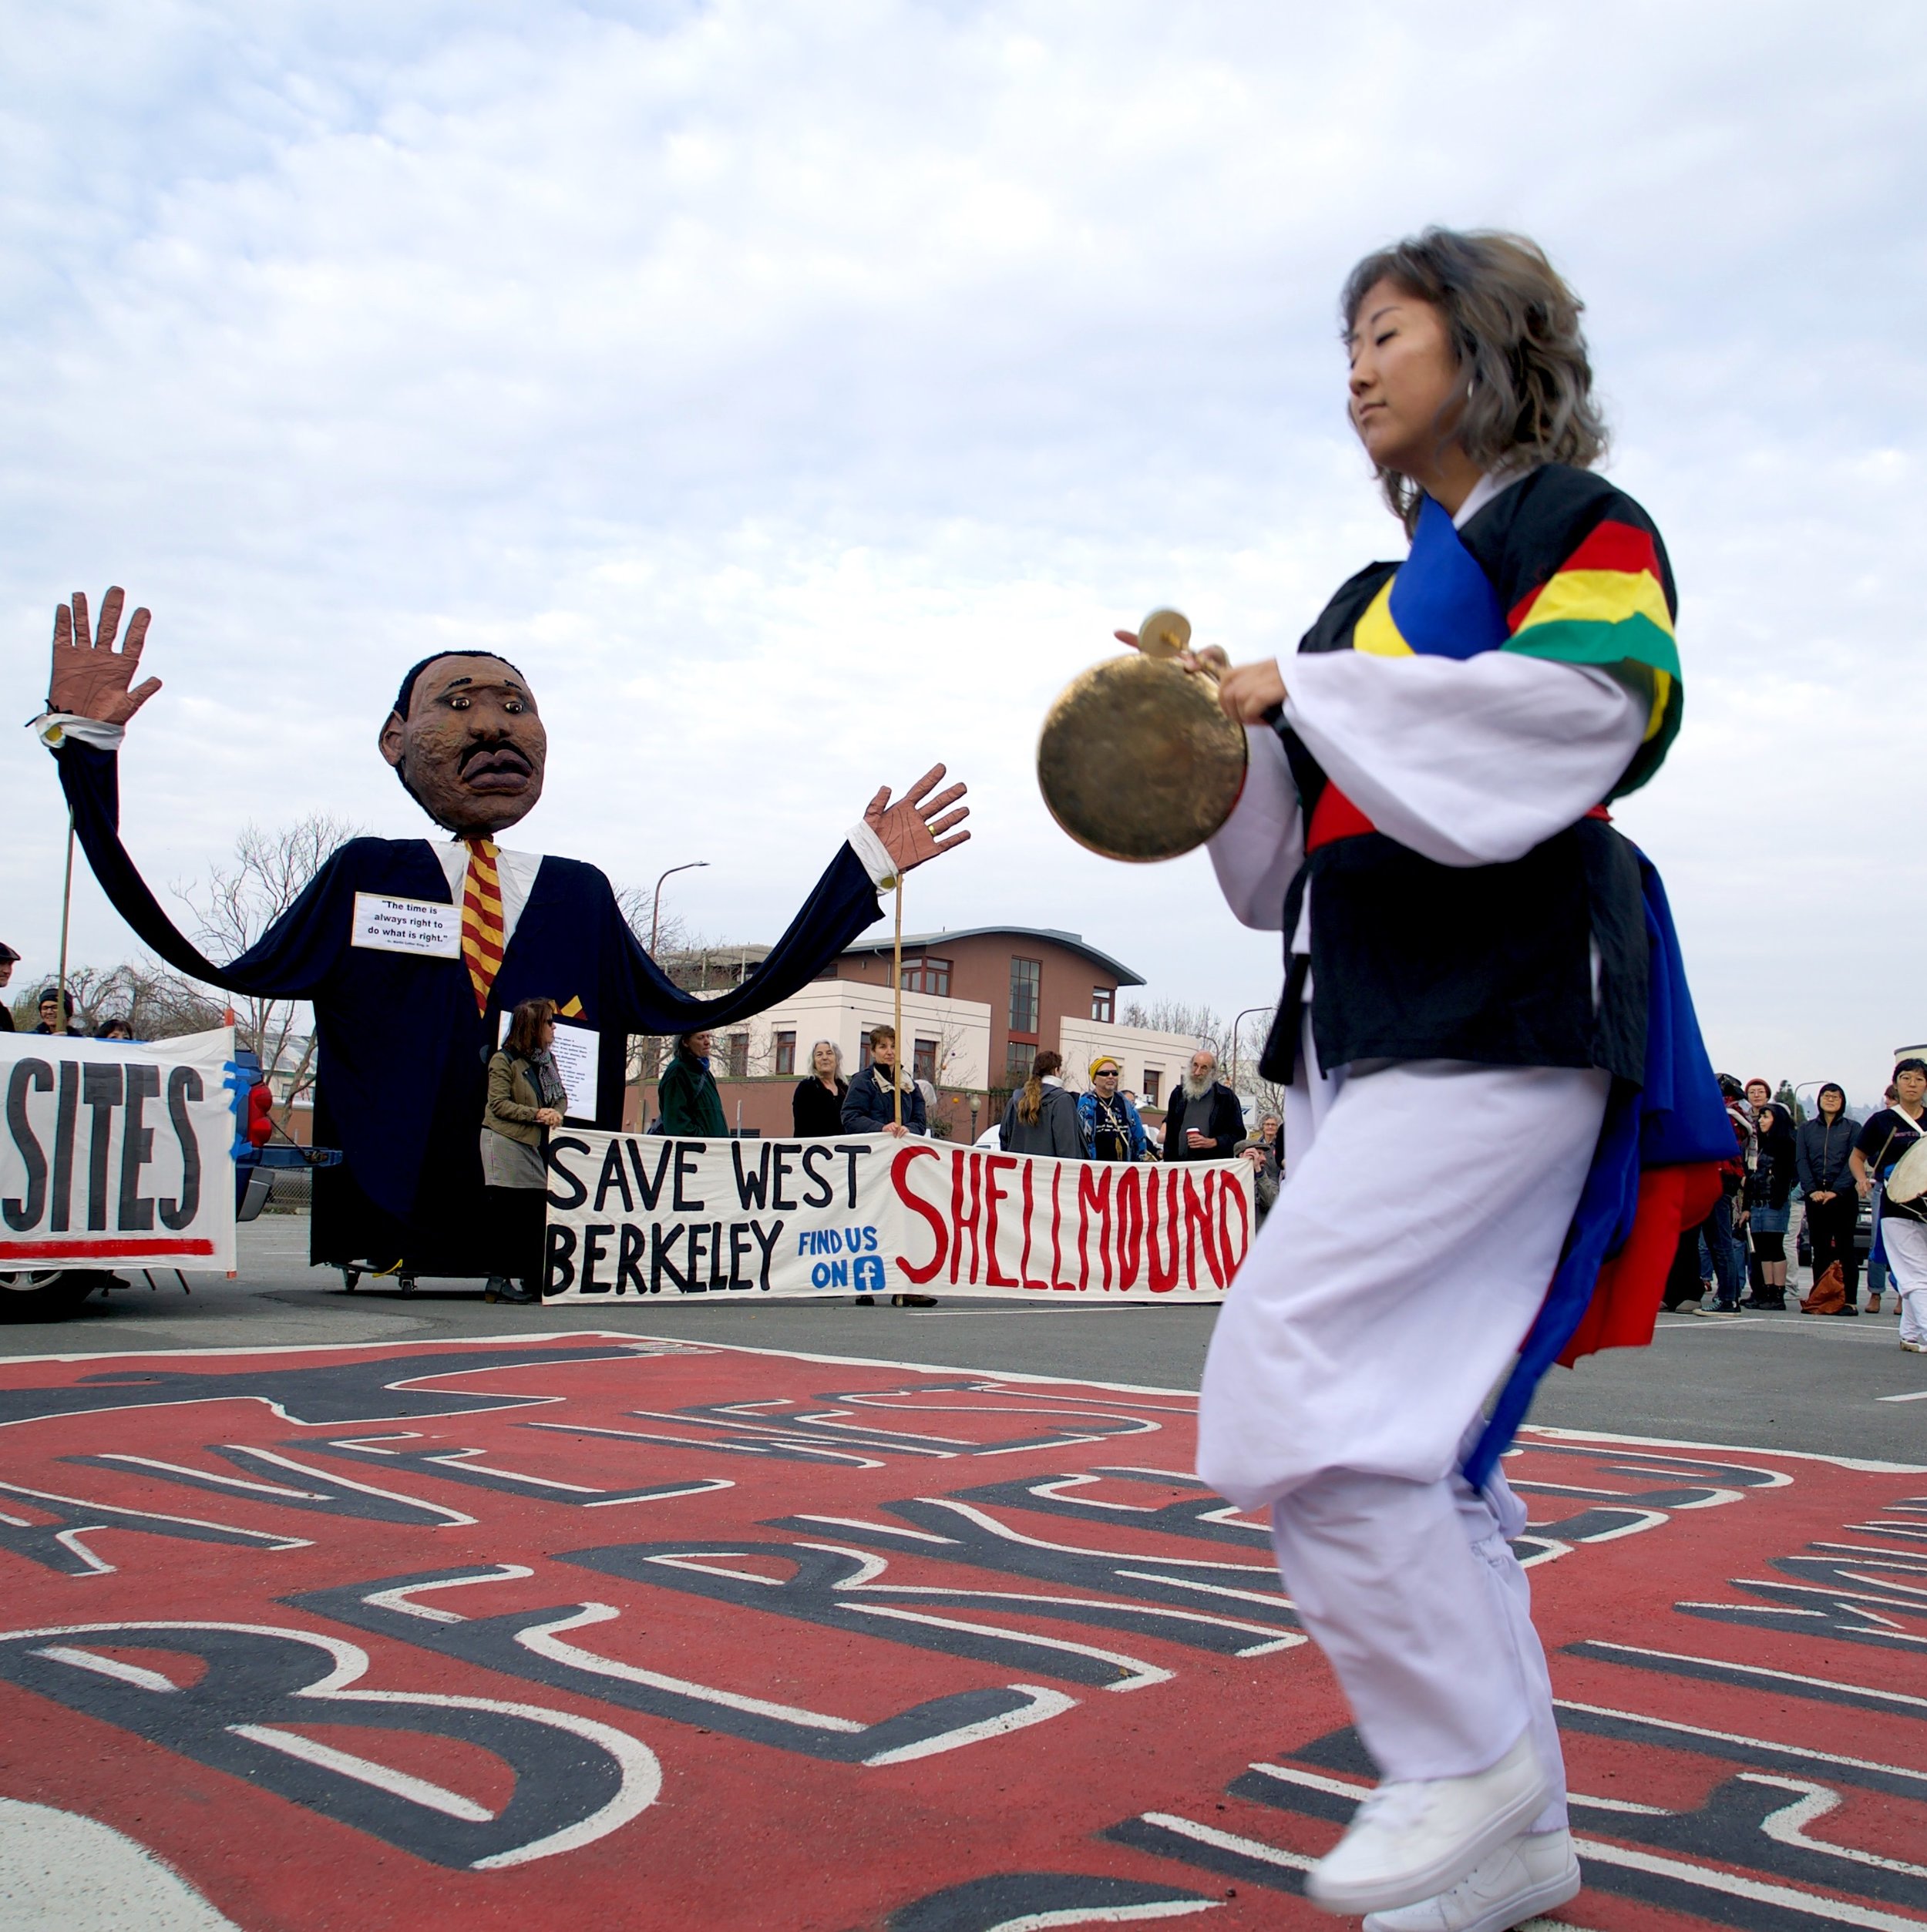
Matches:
[1450,464,1531,531]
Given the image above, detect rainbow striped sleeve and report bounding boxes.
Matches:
[1504,516,1681,793]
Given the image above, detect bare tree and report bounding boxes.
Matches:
[613,885,708,1087]
[1121,997,1228,1051]
[94,959,224,1038]
[1229,1004,1287,1121]
[11,959,226,1038]
[614,885,692,965]
[926,1014,975,1088]
[176,814,364,1100]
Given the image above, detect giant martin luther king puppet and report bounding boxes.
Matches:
[39,587,968,1279]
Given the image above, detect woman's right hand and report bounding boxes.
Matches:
[1215,659,1288,722]
[1858,1176,1874,1198]
[536,1107,564,1128]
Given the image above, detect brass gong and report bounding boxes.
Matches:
[1037,608,1249,862]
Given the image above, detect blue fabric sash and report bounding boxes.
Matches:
[1463,851,1731,1488]
[1389,495,1508,657]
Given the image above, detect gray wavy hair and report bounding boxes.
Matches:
[807,1038,844,1077]
[1341,227,1608,532]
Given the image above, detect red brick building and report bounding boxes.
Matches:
[823,926,1143,1083]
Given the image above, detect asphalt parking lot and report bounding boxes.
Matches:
[5,1214,1922,1467]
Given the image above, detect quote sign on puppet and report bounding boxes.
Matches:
[0,1025,237,1272]
[542,1133,1252,1301]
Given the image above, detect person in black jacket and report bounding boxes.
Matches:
[841,1026,927,1137]
[792,1040,849,1137]
[1797,1084,1861,1315]
[1161,1048,1244,1162]
[0,943,18,1030]
[1740,1090,1796,1309]
[31,987,77,1035]
[840,1024,933,1306]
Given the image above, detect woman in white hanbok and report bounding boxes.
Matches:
[1142,229,1705,1932]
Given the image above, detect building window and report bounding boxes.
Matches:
[1142,1069,1161,1105]
[725,1032,748,1080]
[774,1030,796,1077]
[1091,986,1114,1023]
[859,1037,874,1070]
[913,1038,937,1084]
[1007,1040,1037,1080]
[901,955,951,997]
[1008,956,1041,1035]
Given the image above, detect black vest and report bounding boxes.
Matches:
[1259,560,1650,1089]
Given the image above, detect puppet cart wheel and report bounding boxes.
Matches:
[341,1269,360,1292]
[0,1269,102,1321]
[398,1275,418,1297]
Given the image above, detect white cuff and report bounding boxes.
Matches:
[846,820,899,891]
[33,712,125,752]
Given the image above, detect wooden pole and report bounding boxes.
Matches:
[54,808,76,1035]
[891,873,904,1128]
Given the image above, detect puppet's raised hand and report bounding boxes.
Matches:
[863,764,970,878]
[49,587,162,726]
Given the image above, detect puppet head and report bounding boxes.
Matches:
[378,652,548,836]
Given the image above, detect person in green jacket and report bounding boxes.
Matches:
[657,1030,728,1137]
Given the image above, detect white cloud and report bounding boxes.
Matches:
[2,0,1922,1097]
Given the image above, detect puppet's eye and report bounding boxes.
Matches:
[504,697,524,713]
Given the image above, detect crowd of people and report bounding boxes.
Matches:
[19,921,1915,1350]
[0,946,136,1039]
[18,916,1918,1354]
[1666,1062,1927,1349]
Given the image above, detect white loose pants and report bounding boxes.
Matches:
[1882,1216,1927,1344]
[1270,1456,1565,1827]
[1201,1015,1606,1809]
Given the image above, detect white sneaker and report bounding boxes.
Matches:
[1363,1826,1582,1931]
[1304,1732,1552,1916]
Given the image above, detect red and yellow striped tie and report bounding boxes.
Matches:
[461,837,506,1014]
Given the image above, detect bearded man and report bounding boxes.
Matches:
[37,587,967,1281]
[1161,1047,1244,1163]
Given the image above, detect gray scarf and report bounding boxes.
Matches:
[525,1047,567,1112]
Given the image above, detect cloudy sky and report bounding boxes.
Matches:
[3,2,1922,1102]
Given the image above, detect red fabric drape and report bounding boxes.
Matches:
[1557,1161,1723,1367]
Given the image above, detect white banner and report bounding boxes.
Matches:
[542,1132,1250,1302]
[0,1026,237,1272]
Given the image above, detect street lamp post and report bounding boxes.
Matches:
[1227,1005,1272,1094]
[649,861,709,954]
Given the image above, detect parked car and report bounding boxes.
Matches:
[0,1267,119,1319]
